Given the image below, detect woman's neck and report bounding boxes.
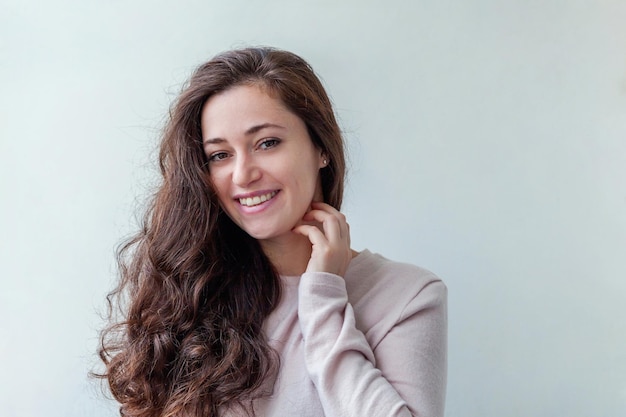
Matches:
[260,232,312,276]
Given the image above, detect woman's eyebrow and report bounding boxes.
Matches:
[245,123,285,135]
[203,123,285,145]
[203,137,226,146]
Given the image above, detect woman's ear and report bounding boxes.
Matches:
[319,152,329,169]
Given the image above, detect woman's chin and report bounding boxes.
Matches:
[247,226,306,244]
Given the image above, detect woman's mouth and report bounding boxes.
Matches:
[238,191,278,207]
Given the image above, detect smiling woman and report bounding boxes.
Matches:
[202,84,325,246]
[97,47,447,417]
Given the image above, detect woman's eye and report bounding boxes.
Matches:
[259,138,280,150]
[209,152,229,162]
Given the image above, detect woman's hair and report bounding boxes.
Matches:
[97,47,345,417]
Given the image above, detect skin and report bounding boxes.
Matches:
[201,83,353,277]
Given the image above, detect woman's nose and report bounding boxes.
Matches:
[232,155,261,187]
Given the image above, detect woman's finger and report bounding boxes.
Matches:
[302,206,349,242]
[296,204,352,276]
[292,224,328,246]
[302,210,343,242]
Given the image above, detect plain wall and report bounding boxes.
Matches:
[1,1,625,416]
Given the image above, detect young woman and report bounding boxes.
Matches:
[98,47,447,417]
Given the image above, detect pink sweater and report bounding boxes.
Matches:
[228,250,447,417]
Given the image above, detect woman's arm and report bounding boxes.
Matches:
[293,202,447,416]
[298,271,447,417]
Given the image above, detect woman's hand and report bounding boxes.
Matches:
[292,202,352,277]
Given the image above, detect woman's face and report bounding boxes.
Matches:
[201,83,325,242]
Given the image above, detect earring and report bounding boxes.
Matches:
[323,158,328,166]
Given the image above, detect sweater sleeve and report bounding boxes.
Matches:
[298,271,447,417]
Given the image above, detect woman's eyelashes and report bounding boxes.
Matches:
[208,151,230,162]
[258,137,281,150]
[207,138,281,163]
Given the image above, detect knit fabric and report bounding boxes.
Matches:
[227,249,447,417]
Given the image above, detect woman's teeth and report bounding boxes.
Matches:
[239,191,277,207]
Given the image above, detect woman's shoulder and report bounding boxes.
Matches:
[345,249,444,297]
[344,249,446,345]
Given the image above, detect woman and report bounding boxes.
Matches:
[98,47,447,417]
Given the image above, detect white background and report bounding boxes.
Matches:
[1,1,625,416]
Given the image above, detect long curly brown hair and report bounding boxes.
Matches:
[97,47,346,417]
